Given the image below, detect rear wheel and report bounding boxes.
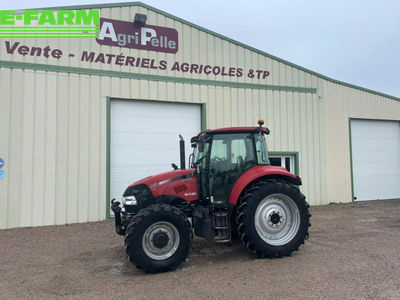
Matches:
[124,204,192,273]
[236,180,311,258]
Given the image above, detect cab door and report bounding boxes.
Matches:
[209,133,257,203]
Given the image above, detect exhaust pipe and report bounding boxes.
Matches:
[179,134,185,170]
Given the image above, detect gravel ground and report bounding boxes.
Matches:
[1,199,400,299]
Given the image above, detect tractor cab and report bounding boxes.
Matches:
[192,120,270,203]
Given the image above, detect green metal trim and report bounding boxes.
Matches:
[25,1,400,101]
[348,119,355,202]
[106,96,111,219]
[201,103,207,131]
[268,151,300,177]
[0,60,316,93]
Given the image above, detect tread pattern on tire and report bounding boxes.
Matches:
[236,179,311,258]
[124,204,193,273]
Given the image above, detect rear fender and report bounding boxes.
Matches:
[228,165,301,206]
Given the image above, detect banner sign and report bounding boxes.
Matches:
[96,18,178,54]
[0,10,100,38]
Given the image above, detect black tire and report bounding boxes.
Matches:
[124,204,193,273]
[230,208,240,240]
[236,180,311,258]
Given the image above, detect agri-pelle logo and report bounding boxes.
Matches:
[0,10,100,38]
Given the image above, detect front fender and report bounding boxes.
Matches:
[228,165,301,206]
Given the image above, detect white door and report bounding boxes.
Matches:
[351,119,400,201]
[110,99,201,201]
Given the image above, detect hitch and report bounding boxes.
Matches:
[111,199,125,235]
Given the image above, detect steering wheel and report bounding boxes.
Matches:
[210,157,224,170]
[212,157,222,162]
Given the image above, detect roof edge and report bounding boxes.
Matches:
[21,1,400,102]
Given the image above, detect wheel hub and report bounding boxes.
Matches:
[151,231,169,249]
[142,221,180,260]
[269,212,282,225]
[255,193,300,246]
[264,207,285,229]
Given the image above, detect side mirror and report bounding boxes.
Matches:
[171,163,178,170]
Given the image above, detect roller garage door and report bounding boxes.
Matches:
[351,119,400,201]
[110,99,201,201]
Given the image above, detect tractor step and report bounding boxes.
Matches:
[211,203,232,240]
[193,203,233,241]
[213,213,229,217]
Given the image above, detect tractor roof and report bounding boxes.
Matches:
[195,126,270,137]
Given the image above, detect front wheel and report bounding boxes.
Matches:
[124,204,193,273]
[236,180,311,258]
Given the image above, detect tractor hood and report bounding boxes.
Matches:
[128,168,196,189]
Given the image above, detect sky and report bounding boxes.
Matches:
[2,0,400,98]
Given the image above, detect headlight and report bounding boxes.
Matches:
[122,195,137,205]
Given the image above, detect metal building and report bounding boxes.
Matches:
[0,2,399,229]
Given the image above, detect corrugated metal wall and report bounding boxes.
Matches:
[0,3,398,228]
[0,67,325,228]
[0,69,108,228]
[0,6,317,89]
[322,81,400,204]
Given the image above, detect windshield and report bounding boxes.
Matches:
[194,133,270,165]
[254,134,270,165]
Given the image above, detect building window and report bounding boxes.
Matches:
[269,154,295,174]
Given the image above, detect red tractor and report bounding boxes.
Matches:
[111,120,311,273]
